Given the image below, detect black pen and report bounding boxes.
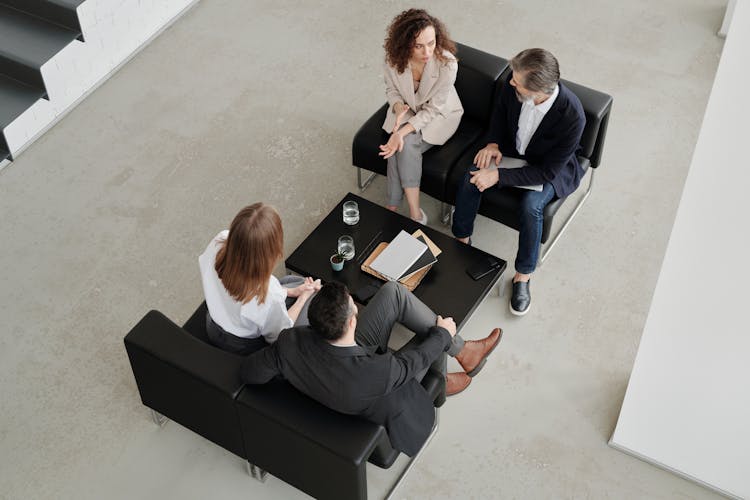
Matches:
[358,230,383,264]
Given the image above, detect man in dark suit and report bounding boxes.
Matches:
[240,281,502,456]
[452,48,586,316]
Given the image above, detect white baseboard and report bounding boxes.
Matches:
[608,439,742,500]
[0,157,11,173]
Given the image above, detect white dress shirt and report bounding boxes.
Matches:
[198,230,292,342]
[515,84,559,155]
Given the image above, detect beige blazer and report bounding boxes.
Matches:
[382,51,463,146]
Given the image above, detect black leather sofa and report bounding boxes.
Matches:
[124,303,446,500]
[352,43,613,264]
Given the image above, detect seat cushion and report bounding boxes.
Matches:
[352,108,483,202]
[421,118,483,201]
[182,301,210,343]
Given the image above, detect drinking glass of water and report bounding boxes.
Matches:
[337,235,355,261]
[343,201,359,225]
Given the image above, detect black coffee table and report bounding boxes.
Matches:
[285,193,506,332]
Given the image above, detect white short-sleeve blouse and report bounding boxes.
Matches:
[198,230,292,343]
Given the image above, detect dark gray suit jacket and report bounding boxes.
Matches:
[240,325,452,456]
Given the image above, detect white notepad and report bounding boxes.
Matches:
[369,230,428,282]
[496,156,543,191]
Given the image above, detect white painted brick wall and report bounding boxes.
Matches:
[3,0,197,156]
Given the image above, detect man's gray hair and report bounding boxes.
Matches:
[509,48,560,95]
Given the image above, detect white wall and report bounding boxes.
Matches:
[610,1,750,498]
[3,0,198,155]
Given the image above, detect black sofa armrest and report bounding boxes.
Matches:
[367,363,445,469]
[560,79,613,168]
[124,310,247,458]
[422,365,446,407]
[351,103,390,176]
[236,380,386,500]
[125,310,245,395]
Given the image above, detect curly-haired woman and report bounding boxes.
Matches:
[379,9,463,223]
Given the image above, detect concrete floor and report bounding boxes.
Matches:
[0,1,728,499]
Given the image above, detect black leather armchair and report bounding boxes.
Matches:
[124,303,446,500]
[352,43,509,217]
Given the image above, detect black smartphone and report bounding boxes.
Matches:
[466,256,502,280]
[354,283,380,302]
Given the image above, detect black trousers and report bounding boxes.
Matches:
[205,275,313,355]
[205,314,268,355]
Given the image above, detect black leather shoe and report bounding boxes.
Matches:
[510,280,531,316]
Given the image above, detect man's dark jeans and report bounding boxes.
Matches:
[452,167,556,274]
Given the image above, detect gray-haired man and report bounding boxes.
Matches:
[452,48,586,315]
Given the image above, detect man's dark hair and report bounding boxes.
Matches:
[308,282,353,341]
[510,48,560,95]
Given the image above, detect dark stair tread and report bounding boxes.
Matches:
[0,0,84,37]
[0,74,45,126]
[0,5,80,68]
[47,0,86,8]
[0,0,86,13]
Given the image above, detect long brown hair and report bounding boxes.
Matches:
[215,203,283,304]
[384,9,456,74]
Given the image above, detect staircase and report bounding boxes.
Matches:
[0,0,198,168]
[0,0,84,162]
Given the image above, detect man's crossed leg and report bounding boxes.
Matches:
[355,282,502,396]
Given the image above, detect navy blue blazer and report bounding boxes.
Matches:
[240,325,452,456]
[486,74,586,198]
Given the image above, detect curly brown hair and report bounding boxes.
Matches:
[384,9,456,74]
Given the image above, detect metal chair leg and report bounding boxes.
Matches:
[246,461,268,482]
[150,409,168,427]
[538,169,595,266]
[440,203,453,226]
[357,167,377,192]
[494,278,504,297]
[384,409,440,500]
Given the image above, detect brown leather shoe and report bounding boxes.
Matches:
[446,372,471,396]
[455,328,503,377]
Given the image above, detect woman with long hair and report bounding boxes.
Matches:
[379,9,463,223]
[198,203,320,354]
